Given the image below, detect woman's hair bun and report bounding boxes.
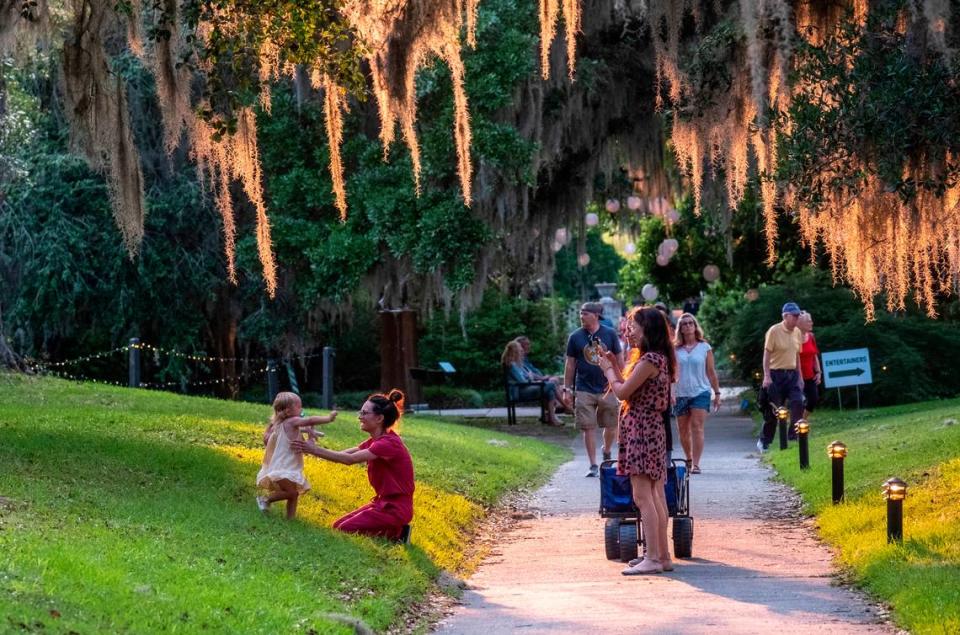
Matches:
[388,389,405,403]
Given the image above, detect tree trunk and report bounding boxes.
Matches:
[206,287,240,399]
[0,304,27,371]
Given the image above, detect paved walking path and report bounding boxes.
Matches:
[434,411,893,634]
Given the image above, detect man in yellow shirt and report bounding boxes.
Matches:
[757,302,804,451]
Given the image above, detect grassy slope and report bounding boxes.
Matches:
[767,398,960,634]
[0,374,569,633]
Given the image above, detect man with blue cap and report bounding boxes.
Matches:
[758,301,805,451]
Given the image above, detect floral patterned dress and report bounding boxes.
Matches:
[617,352,669,482]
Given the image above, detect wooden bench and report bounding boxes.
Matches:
[504,373,549,426]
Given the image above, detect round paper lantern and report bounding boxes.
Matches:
[627,196,642,211]
[551,240,563,253]
[605,198,621,213]
[578,253,591,267]
[703,264,720,282]
[585,212,599,227]
[624,241,636,255]
[666,208,680,224]
[745,288,760,302]
[663,238,679,254]
[641,284,659,301]
[555,227,569,244]
[656,253,670,266]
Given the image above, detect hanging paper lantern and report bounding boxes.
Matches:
[745,288,760,302]
[624,241,636,255]
[656,253,670,266]
[605,198,621,213]
[551,240,563,252]
[666,208,680,224]
[585,212,599,227]
[627,196,642,211]
[578,253,591,267]
[555,227,569,244]
[703,264,720,282]
[663,238,679,254]
[641,283,659,301]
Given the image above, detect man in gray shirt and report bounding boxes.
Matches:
[563,302,624,477]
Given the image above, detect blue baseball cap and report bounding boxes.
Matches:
[781,301,801,315]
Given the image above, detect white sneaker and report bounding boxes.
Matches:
[756,439,765,453]
[256,496,269,512]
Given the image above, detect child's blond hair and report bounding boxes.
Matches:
[271,392,302,425]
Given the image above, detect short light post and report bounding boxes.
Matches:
[796,419,810,469]
[777,406,790,450]
[827,441,847,504]
[882,477,907,544]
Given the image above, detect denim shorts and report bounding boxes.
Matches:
[674,390,711,417]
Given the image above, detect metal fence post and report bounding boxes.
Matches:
[128,338,141,388]
[267,358,279,403]
[322,346,335,409]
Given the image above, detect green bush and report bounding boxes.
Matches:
[418,289,570,390]
[423,386,485,409]
[319,389,370,410]
[713,268,960,407]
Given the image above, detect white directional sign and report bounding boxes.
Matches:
[821,348,872,389]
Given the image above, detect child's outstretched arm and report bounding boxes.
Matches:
[290,410,338,428]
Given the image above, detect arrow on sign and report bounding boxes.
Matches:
[828,368,866,379]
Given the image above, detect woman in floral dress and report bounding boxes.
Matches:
[599,307,675,575]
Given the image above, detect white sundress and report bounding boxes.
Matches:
[256,421,310,493]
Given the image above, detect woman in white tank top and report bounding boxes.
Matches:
[673,313,721,474]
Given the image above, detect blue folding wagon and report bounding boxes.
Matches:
[599,458,694,562]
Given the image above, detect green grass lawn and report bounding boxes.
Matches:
[767,398,960,634]
[0,373,569,633]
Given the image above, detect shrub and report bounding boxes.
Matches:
[422,386,485,409]
[713,268,960,407]
[418,289,570,390]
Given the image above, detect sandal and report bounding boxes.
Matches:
[630,556,673,571]
[691,465,701,474]
[622,558,662,575]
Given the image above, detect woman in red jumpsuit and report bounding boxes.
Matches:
[293,389,414,539]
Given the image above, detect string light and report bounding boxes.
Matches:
[27,340,320,393]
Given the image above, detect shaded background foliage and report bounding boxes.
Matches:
[4,0,960,409]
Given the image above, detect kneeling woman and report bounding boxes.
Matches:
[293,390,414,539]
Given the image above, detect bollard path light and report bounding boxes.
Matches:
[795,419,810,469]
[777,406,790,450]
[882,477,907,543]
[827,441,847,504]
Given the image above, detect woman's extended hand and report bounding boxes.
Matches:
[291,438,318,456]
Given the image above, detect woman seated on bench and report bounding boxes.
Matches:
[501,340,563,426]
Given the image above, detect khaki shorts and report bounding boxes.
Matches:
[574,391,619,430]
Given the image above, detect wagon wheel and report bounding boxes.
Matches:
[672,516,694,558]
[618,521,639,563]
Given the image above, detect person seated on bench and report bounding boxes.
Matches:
[514,336,562,385]
[501,340,562,426]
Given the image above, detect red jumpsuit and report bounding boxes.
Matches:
[333,431,415,539]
